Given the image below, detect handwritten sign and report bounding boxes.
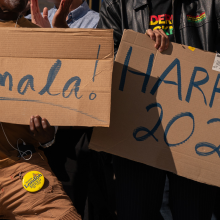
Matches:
[90,30,220,187]
[0,28,113,126]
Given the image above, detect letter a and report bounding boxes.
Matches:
[185,67,209,105]
[150,58,182,101]
[17,75,35,95]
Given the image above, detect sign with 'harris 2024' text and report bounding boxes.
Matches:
[0,28,113,126]
[90,30,220,187]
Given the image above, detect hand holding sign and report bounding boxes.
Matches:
[146,29,169,52]
[30,116,55,144]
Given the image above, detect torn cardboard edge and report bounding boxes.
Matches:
[118,29,214,67]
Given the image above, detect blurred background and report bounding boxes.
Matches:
[38,0,53,11]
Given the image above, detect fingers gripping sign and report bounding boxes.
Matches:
[30,115,56,145]
[146,29,169,52]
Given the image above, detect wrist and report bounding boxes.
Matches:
[39,126,58,148]
[39,138,55,148]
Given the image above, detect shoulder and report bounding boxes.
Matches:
[75,9,99,28]
[99,0,121,16]
[86,9,99,20]
[101,0,120,8]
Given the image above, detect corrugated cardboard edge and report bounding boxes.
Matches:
[0,28,114,59]
[108,36,115,127]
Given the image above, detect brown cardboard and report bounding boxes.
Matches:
[90,29,220,187]
[0,28,114,126]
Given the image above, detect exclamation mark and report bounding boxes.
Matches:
[90,45,101,100]
[93,45,101,82]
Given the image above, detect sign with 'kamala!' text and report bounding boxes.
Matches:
[90,30,220,187]
[0,28,113,126]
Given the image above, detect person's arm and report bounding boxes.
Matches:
[97,0,122,56]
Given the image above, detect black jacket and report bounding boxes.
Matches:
[97,0,220,54]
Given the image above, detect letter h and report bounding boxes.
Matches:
[119,47,155,93]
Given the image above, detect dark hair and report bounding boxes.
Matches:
[3,0,28,13]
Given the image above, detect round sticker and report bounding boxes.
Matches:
[22,171,45,193]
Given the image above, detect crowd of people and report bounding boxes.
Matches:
[0,0,220,219]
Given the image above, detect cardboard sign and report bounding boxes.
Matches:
[0,28,113,126]
[90,30,220,187]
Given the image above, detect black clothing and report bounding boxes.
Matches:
[114,156,166,220]
[168,173,218,220]
[148,0,174,41]
[97,0,220,55]
[113,157,219,220]
[42,128,93,218]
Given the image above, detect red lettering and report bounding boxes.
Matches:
[150,15,158,25]
[150,15,158,21]
[165,14,171,20]
[159,14,165,24]
[158,14,165,21]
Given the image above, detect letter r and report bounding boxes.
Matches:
[210,74,220,108]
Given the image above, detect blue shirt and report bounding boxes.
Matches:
[26,1,99,28]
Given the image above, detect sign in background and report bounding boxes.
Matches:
[0,28,113,126]
[90,30,220,187]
